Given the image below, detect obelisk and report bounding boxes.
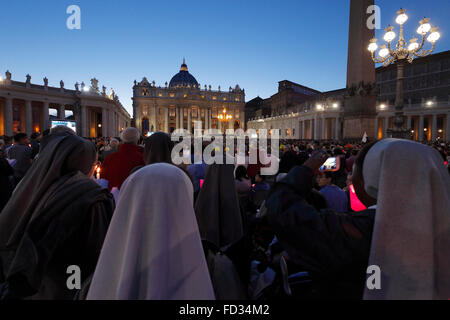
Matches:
[343,0,377,140]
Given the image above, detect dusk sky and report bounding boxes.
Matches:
[1,0,449,115]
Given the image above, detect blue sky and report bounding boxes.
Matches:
[1,0,449,115]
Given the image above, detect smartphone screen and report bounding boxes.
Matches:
[319,157,340,172]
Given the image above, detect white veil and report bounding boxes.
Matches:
[363,139,450,299]
[87,163,215,300]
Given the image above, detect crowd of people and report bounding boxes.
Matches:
[0,127,449,300]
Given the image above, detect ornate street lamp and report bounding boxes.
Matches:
[217,107,233,131]
[368,9,440,138]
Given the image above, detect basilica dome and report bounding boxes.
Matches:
[169,59,199,88]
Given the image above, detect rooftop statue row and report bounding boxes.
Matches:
[133,77,244,93]
[0,70,120,100]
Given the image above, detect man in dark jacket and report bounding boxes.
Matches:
[265,142,377,299]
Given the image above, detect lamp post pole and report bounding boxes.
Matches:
[393,60,405,130]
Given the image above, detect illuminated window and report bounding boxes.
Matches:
[158,92,162,97]
[235,97,240,102]
[142,88,149,96]
[212,96,217,100]
[184,94,187,98]
[169,107,176,117]
[170,93,175,98]
[223,97,227,101]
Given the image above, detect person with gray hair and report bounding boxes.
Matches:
[120,127,140,145]
[101,128,144,191]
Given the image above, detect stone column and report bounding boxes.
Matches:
[175,107,180,130]
[406,115,412,131]
[301,120,305,139]
[5,98,13,136]
[25,100,32,136]
[335,116,340,140]
[418,114,424,141]
[42,101,49,131]
[187,107,191,133]
[165,107,169,133]
[446,113,450,142]
[58,104,65,120]
[313,114,319,140]
[204,108,207,129]
[109,109,114,136]
[321,117,326,140]
[384,117,389,138]
[431,114,437,141]
[115,112,118,135]
[81,105,87,137]
[178,108,183,129]
[102,107,108,137]
[152,106,157,132]
[374,117,378,139]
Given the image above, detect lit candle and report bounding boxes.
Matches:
[96,166,101,179]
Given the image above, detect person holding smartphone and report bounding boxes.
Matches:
[265,139,450,300]
[265,145,377,299]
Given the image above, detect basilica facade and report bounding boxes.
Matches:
[132,60,245,135]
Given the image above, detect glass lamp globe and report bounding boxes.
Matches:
[379,46,389,58]
[417,18,431,35]
[368,41,378,52]
[427,27,440,43]
[383,27,396,42]
[408,39,419,51]
[396,10,408,25]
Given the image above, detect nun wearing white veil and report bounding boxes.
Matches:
[363,139,450,300]
[87,163,215,300]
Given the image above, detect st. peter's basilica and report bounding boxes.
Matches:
[132,59,245,135]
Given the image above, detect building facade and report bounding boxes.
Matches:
[247,50,450,142]
[132,60,245,135]
[0,71,130,138]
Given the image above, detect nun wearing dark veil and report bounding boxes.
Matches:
[195,164,244,249]
[129,132,174,175]
[194,164,247,299]
[0,133,114,300]
[144,132,174,165]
